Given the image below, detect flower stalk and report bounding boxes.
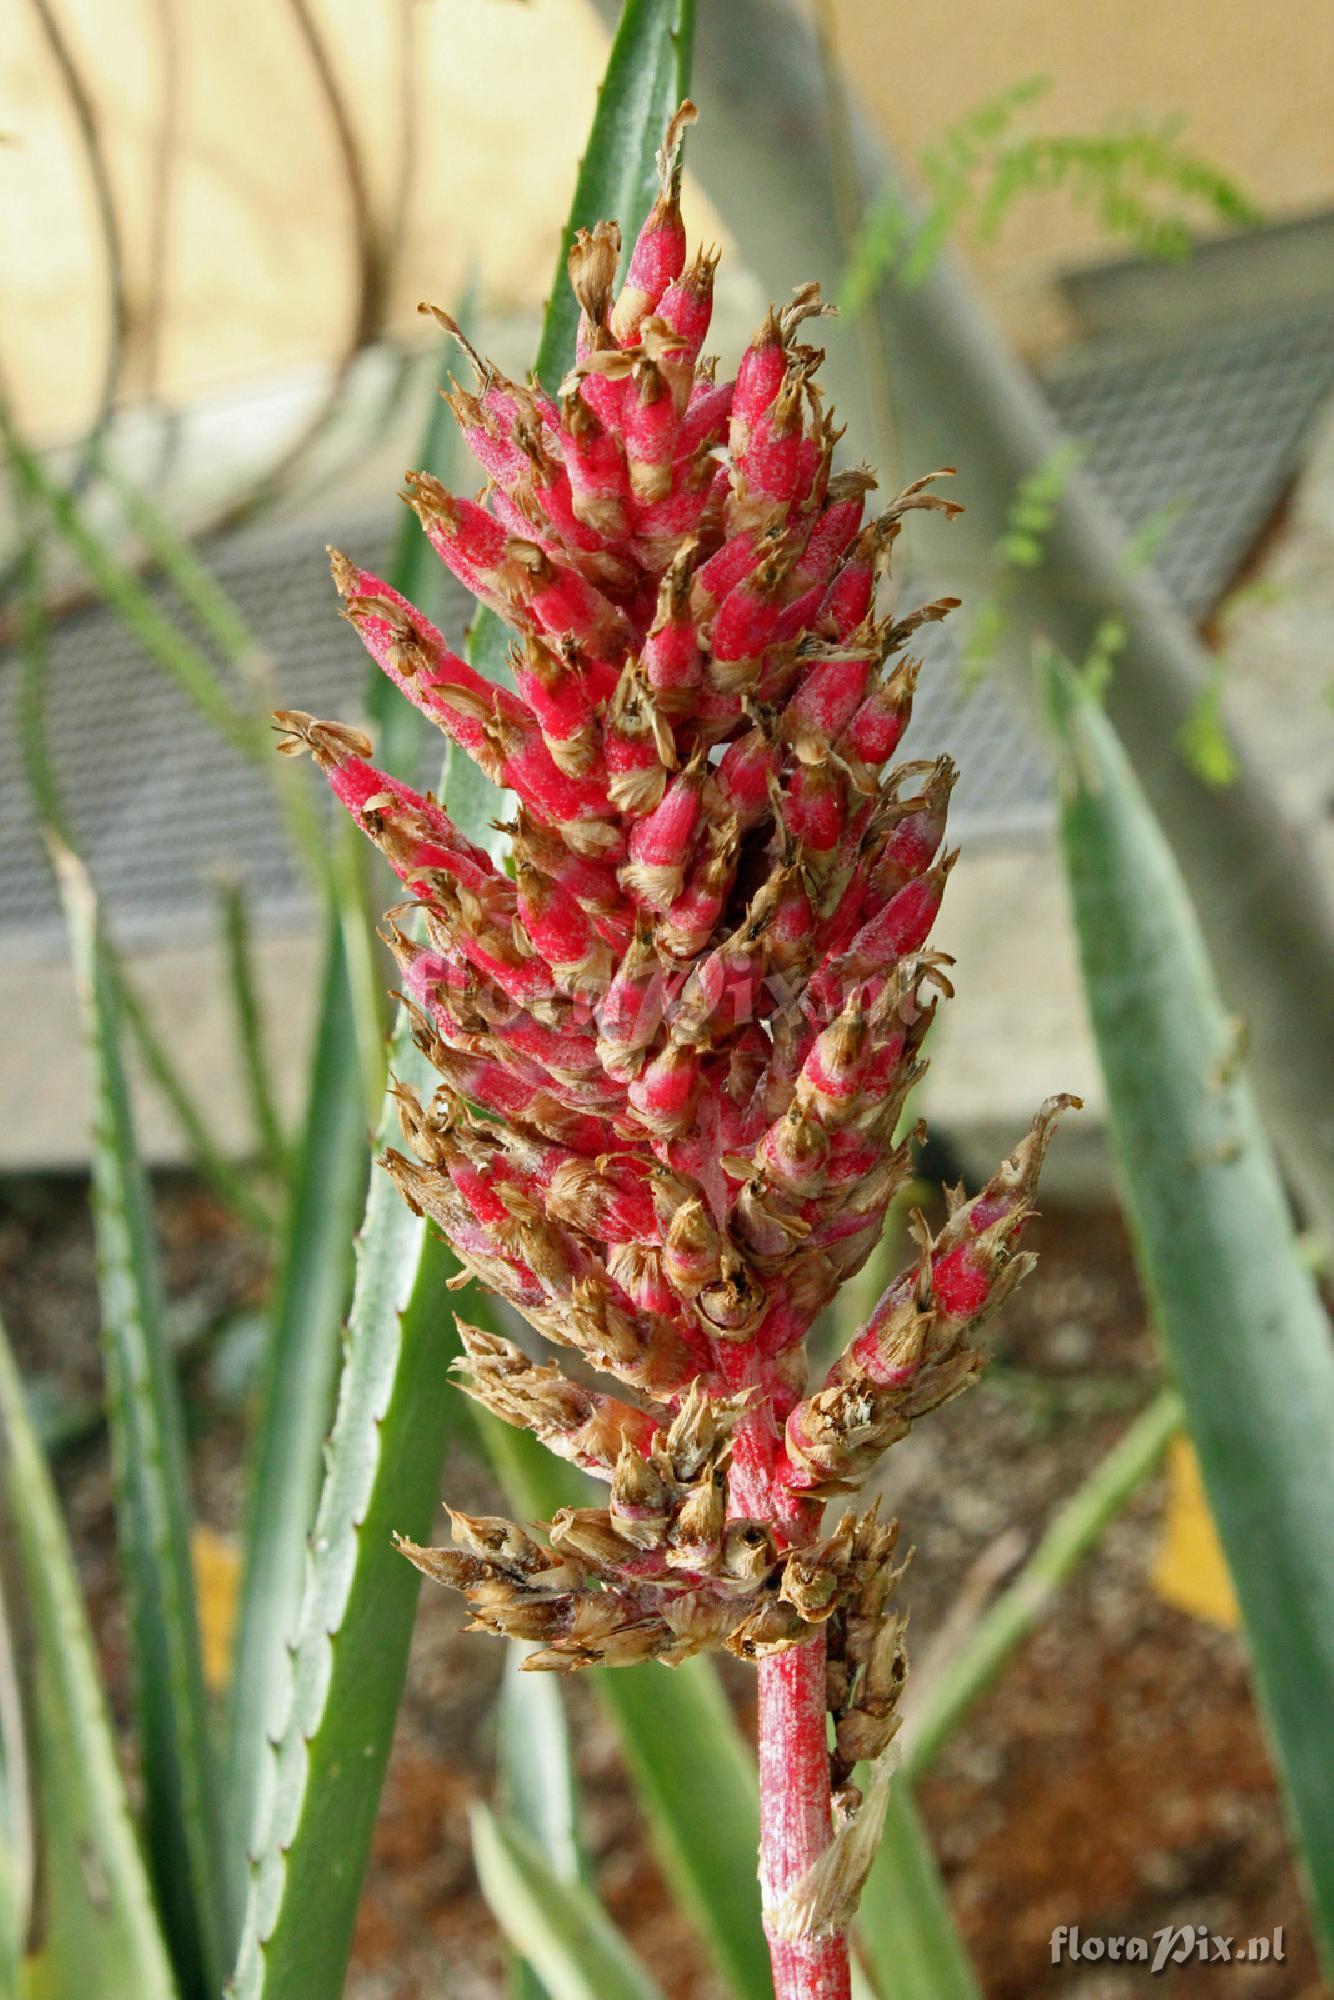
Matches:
[280,103,1073,1998]
[760,1640,849,2000]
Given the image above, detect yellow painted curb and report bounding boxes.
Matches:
[1153,1436,1239,1630]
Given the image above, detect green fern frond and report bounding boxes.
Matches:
[960,442,1083,686]
[843,81,1259,307]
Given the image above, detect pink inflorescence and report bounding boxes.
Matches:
[278,102,1074,1947]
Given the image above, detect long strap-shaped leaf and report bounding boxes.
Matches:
[0,1320,178,2000]
[223,916,365,1889]
[1048,661,1334,1970]
[599,1662,772,1997]
[534,0,693,393]
[498,1648,588,2000]
[230,11,696,1994]
[57,850,231,2000]
[854,1791,981,2000]
[222,289,462,1930]
[228,1024,463,2000]
[472,1808,665,2000]
[222,288,464,1961]
[216,876,291,1190]
[219,282,464,1936]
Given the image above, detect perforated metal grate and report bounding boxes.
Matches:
[0,511,400,962]
[3,300,1332,961]
[1044,302,1334,618]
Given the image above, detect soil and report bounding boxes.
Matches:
[0,1175,1324,1999]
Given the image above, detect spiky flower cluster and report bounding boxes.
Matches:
[280,106,1071,1806]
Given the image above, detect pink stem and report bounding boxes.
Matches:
[758,1635,851,2000]
[730,1404,850,1997]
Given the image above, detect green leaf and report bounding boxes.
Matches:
[855,1789,981,2000]
[1049,660,1334,1970]
[114,970,277,1240]
[227,1025,466,2000]
[0,1319,178,2000]
[224,309,474,1898]
[498,1647,587,2000]
[597,1663,769,1998]
[57,849,230,1999]
[328,824,392,1123]
[225,292,477,2000]
[533,0,695,394]
[223,914,366,1894]
[224,311,473,1901]
[216,876,290,1187]
[471,1807,664,2000]
[499,1648,586,1884]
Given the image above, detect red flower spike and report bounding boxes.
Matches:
[560,387,632,539]
[620,753,706,911]
[298,106,1073,2000]
[840,653,921,772]
[403,473,510,607]
[675,376,735,462]
[609,101,695,346]
[622,356,680,502]
[656,242,720,365]
[642,541,703,713]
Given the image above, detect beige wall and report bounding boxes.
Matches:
[4,0,1334,443]
[1,0,631,436]
[833,0,1334,339]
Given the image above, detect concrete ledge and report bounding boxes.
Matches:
[921,842,1107,1197]
[2,932,324,1173]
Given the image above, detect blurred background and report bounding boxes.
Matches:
[1,2,1332,1995]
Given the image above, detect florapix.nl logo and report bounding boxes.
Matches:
[1050,1925,1285,1973]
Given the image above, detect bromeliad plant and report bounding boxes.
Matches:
[277,103,1074,1998]
[9,12,1333,1995]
